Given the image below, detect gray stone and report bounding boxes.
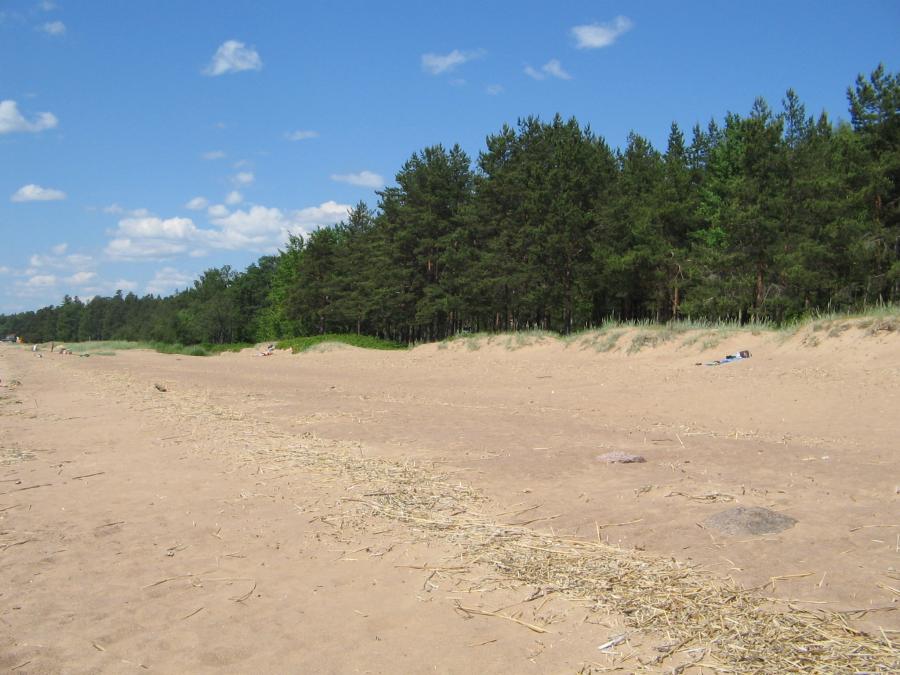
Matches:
[704,506,797,536]
[596,451,646,464]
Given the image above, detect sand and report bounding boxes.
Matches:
[1,325,897,672]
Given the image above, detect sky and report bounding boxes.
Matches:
[2,0,899,313]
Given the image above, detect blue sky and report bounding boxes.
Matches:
[2,0,899,313]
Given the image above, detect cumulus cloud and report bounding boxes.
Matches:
[104,204,152,217]
[330,171,385,189]
[202,150,226,160]
[105,238,188,260]
[291,201,352,227]
[233,171,254,186]
[285,130,318,141]
[146,267,196,296]
[39,20,65,35]
[67,254,93,268]
[205,202,350,250]
[524,59,572,81]
[225,191,243,205]
[571,16,634,49]
[25,274,57,287]
[186,196,208,210]
[421,49,485,75]
[203,40,262,76]
[0,100,58,134]
[11,184,66,202]
[116,216,200,240]
[103,200,352,260]
[66,271,97,285]
[104,217,201,259]
[28,245,93,272]
[112,279,138,292]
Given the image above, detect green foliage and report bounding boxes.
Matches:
[57,340,253,356]
[2,65,898,344]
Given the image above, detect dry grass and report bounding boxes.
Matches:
[252,441,897,673]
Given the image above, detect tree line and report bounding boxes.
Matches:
[3,65,898,344]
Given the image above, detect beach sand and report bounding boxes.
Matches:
[1,325,897,672]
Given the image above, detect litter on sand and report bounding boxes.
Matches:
[697,350,751,366]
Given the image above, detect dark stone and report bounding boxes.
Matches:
[704,506,797,536]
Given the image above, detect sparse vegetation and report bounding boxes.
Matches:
[276,334,406,353]
[51,340,253,357]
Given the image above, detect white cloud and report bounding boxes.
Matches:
[112,279,138,291]
[571,16,634,49]
[28,246,93,271]
[225,190,243,205]
[39,20,65,35]
[330,170,385,189]
[116,216,199,240]
[186,196,208,210]
[104,216,203,260]
[105,238,188,260]
[208,201,351,250]
[285,130,318,141]
[146,267,196,296]
[291,201,352,227]
[103,205,153,217]
[233,171,254,186]
[542,59,572,80]
[210,205,289,236]
[66,253,93,267]
[485,84,504,96]
[524,59,572,81]
[67,271,96,285]
[0,100,58,134]
[421,49,485,75]
[0,266,10,275]
[26,274,56,287]
[202,150,226,160]
[11,184,66,202]
[102,200,352,261]
[39,0,57,10]
[203,40,262,76]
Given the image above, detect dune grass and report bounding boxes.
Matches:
[438,305,900,354]
[34,304,899,359]
[53,340,253,357]
[276,334,407,353]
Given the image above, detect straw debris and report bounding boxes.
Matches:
[253,441,897,673]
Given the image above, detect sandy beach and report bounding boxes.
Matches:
[1,325,898,672]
